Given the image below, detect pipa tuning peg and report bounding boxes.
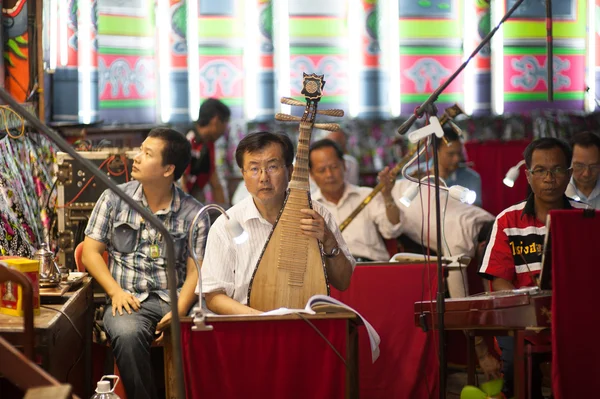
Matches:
[313,123,341,132]
[317,109,344,117]
[275,113,302,122]
[280,97,305,107]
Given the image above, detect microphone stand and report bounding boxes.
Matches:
[394,0,530,396]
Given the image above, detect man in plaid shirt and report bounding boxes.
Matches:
[82,128,207,399]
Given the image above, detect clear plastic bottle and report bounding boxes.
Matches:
[90,375,121,399]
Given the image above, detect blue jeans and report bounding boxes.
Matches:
[497,335,544,399]
[497,335,515,398]
[103,293,171,399]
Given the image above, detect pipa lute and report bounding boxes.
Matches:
[247,73,344,311]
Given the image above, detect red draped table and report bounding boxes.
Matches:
[180,313,358,399]
[180,262,438,399]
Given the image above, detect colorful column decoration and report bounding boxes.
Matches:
[3,0,30,102]
[463,0,491,115]
[286,1,349,114]
[246,0,274,121]
[493,0,587,113]
[195,0,244,120]
[398,0,464,116]
[352,0,387,119]
[97,0,156,124]
[157,0,188,123]
[591,0,600,111]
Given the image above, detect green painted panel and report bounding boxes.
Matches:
[197,18,244,37]
[398,20,462,38]
[504,47,584,55]
[504,91,584,101]
[289,47,346,55]
[99,99,157,109]
[98,16,154,37]
[503,0,586,39]
[400,47,462,55]
[289,19,346,37]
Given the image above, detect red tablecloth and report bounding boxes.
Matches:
[181,262,439,399]
[332,263,439,399]
[181,317,349,399]
[550,209,600,399]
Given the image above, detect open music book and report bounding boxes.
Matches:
[261,295,381,362]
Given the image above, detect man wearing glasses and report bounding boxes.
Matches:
[199,131,355,315]
[566,131,600,209]
[479,137,585,399]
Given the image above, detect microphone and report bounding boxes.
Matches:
[546,0,553,102]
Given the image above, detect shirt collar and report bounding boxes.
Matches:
[240,195,272,225]
[132,181,180,214]
[568,176,600,201]
[312,183,360,206]
[521,192,574,218]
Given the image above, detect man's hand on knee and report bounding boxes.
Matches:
[110,289,142,316]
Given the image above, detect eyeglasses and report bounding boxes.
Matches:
[242,164,285,178]
[528,166,572,179]
[572,163,600,173]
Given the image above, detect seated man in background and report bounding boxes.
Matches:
[566,131,600,209]
[435,128,482,207]
[82,128,207,399]
[392,178,495,297]
[479,137,584,399]
[200,132,355,315]
[309,139,402,262]
[325,129,360,185]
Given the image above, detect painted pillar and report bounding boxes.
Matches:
[97,0,156,124]
[398,0,464,116]
[287,0,349,115]
[498,0,586,113]
[196,0,244,119]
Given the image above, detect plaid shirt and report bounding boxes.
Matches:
[85,181,208,303]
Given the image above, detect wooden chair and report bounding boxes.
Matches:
[0,262,72,397]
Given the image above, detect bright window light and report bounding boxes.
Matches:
[187,0,200,121]
[49,0,58,71]
[379,0,400,117]
[273,0,291,114]
[243,1,260,121]
[586,0,596,112]
[78,0,92,124]
[158,0,172,123]
[59,0,68,66]
[347,0,361,117]
[462,0,476,115]
[491,0,504,115]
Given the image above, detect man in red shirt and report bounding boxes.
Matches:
[479,137,584,398]
[182,98,231,204]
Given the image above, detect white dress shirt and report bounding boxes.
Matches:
[392,179,495,258]
[199,195,355,304]
[313,184,403,261]
[392,179,495,297]
[566,177,600,209]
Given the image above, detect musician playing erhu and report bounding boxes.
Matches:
[479,137,585,399]
[309,139,402,262]
[199,132,355,315]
